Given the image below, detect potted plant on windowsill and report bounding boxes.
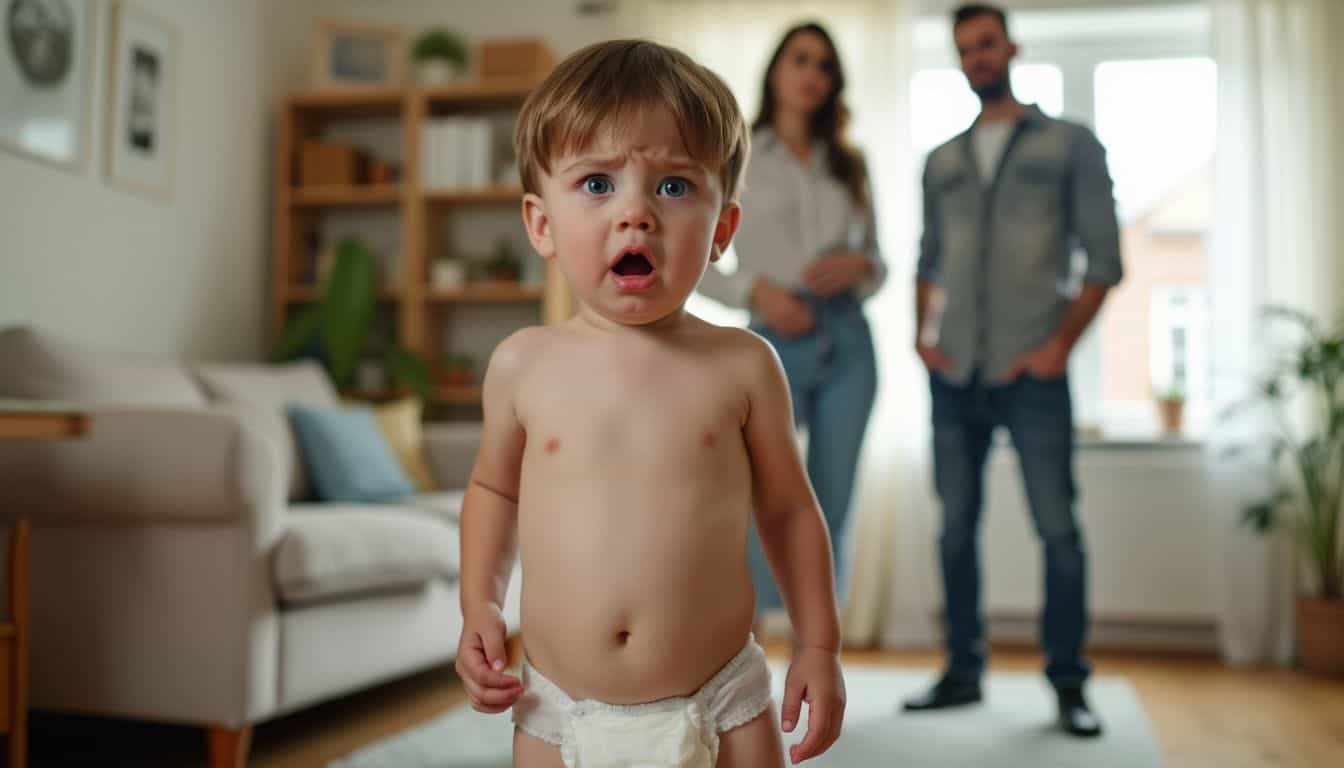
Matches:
[273,237,432,399]
[1229,306,1344,675]
[412,28,469,86]
[1155,385,1186,435]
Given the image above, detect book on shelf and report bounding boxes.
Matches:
[421,117,494,189]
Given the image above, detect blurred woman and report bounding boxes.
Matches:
[700,22,886,625]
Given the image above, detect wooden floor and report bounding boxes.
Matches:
[28,644,1344,767]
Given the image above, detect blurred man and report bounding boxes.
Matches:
[906,3,1122,738]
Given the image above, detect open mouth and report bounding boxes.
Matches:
[612,250,654,277]
[609,248,657,292]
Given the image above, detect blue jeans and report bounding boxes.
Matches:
[749,294,877,613]
[930,371,1090,688]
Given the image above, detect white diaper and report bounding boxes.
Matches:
[511,637,773,768]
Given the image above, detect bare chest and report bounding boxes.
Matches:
[518,354,747,468]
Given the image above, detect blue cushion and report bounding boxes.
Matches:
[287,404,415,503]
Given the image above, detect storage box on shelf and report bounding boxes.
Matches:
[272,77,573,419]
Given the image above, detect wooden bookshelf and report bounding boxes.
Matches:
[290,184,402,207]
[428,284,544,303]
[283,285,400,303]
[436,385,484,404]
[272,78,573,417]
[423,185,524,205]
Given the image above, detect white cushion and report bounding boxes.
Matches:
[406,490,467,524]
[275,505,460,605]
[195,361,339,501]
[0,326,206,407]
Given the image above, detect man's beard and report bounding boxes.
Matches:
[971,73,1011,102]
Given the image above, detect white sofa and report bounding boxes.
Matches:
[0,327,517,767]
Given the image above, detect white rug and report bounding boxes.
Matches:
[331,664,1162,768]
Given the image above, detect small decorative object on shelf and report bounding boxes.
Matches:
[431,258,467,290]
[483,237,522,283]
[299,140,369,186]
[477,38,554,81]
[441,355,476,388]
[369,158,399,184]
[311,19,406,89]
[412,27,469,85]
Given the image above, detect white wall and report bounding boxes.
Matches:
[0,0,270,361]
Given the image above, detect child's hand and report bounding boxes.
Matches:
[454,603,523,714]
[780,646,846,764]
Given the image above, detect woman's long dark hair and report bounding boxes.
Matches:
[754,22,866,207]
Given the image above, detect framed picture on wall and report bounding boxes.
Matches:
[0,0,94,169]
[311,19,406,89]
[105,1,176,199]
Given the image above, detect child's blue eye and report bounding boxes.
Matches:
[658,178,691,198]
[583,176,613,195]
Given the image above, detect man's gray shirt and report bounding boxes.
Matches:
[917,104,1123,385]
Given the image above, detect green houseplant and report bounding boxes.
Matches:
[411,28,468,85]
[1155,384,1186,435]
[274,237,431,399]
[1232,306,1344,673]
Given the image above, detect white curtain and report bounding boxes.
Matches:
[1209,0,1344,665]
[616,0,938,649]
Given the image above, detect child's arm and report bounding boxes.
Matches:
[741,334,846,764]
[454,333,530,713]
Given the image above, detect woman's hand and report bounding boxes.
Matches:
[802,251,872,297]
[752,278,816,338]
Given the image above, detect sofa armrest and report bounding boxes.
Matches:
[1,402,288,726]
[423,422,481,490]
[0,403,285,531]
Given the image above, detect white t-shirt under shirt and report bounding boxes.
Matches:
[972,119,1015,186]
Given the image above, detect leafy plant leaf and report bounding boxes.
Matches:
[321,239,377,388]
[272,304,322,362]
[384,344,433,399]
[1242,502,1276,533]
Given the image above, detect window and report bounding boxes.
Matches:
[1095,57,1215,434]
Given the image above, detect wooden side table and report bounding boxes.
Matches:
[0,406,90,768]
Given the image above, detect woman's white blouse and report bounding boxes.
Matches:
[698,127,887,308]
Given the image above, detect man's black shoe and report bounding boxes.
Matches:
[1057,685,1104,737]
[902,674,982,711]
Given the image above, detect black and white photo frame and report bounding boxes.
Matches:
[105,0,176,198]
[1,0,94,169]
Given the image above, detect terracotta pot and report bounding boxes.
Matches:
[1297,595,1344,675]
[1157,399,1184,435]
[441,369,473,388]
